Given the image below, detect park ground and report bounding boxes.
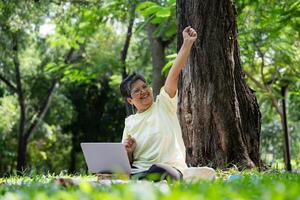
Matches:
[1,170,300,200]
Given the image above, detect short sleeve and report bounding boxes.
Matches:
[156,87,178,114]
[121,118,129,143]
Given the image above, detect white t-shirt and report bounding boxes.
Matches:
[122,87,187,173]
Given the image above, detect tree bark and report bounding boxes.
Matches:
[17,136,28,172]
[177,0,261,169]
[69,133,77,174]
[148,24,166,97]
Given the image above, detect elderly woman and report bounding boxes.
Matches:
[120,27,197,181]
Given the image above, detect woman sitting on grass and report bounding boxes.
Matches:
[120,26,197,181]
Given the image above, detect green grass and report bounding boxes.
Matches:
[0,171,300,200]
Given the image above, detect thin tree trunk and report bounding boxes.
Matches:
[281,86,292,171]
[16,79,57,172]
[121,3,135,116]
[12,33,28,172]
[177,0,261,169]
[69,134,77,174]
[24,80,57,140]
[148,24,166,97]
[121,3,135,78]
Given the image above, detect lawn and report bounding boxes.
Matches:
[0,171,299,200]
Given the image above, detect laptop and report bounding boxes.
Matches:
[81,143,131,175]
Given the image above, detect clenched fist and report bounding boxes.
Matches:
[183,26,197,43]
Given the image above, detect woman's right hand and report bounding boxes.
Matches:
[182,26,197,43]
[123,135,136,154]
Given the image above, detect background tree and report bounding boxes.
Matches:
[42,3,129,173]
[0,1,129,174]
[0,1,62,172]
[236,0,300,171]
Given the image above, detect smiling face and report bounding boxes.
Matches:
[127,79,153,112]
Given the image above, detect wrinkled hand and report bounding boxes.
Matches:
[123,135,136,154]
[183,26,197,43]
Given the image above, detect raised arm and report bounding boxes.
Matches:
[164,26,197,97]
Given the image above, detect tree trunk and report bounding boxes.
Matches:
[13,33,28,172]
[25,80,57,139]
[177,0,261,169]
[16,136,28,172]
[69,134,77,174]
[15,79,57,172]
[148,24,166,97]
[121,3,135,116]
[14,45,69,171]
[281,86,291,171]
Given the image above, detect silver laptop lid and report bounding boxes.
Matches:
[81,143,131,175]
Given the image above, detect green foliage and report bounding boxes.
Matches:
[237,0,300,89]
[136,0,176,39]
[0,96,19,174]
[27,125,72,174]
[0,96,18,134]
[161,53,176,76]
[126,31,152,78]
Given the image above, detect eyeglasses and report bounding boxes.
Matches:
[131,84,149,97]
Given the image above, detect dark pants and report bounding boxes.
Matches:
[131,163,182,182]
